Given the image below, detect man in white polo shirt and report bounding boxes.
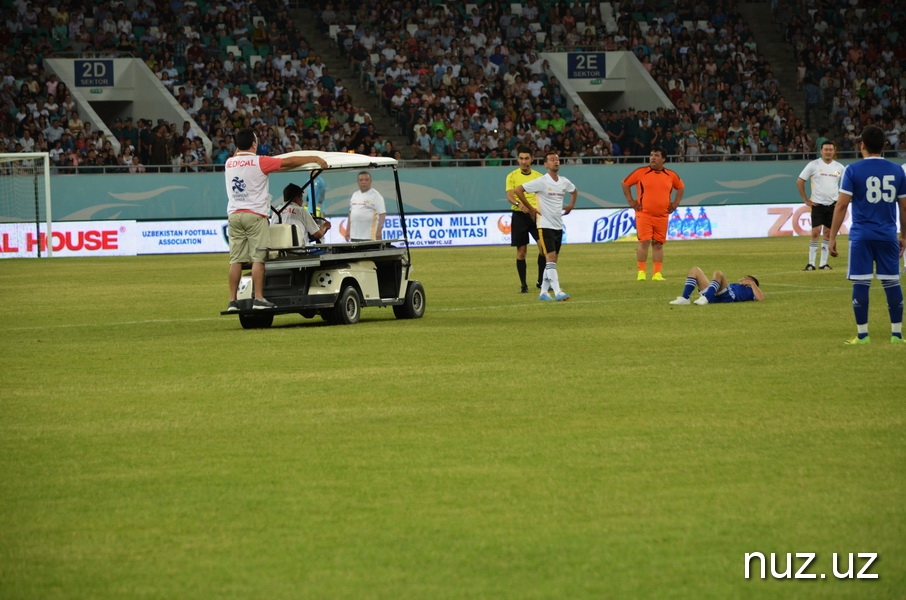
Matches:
[797,140,844,270]
[225,128,327,311]
[345,171,386,241]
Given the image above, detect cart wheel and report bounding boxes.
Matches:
[393,281,426,319]
[332,285,361,325]
[239,313,274,329]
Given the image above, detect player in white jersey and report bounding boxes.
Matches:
[225,128,327,312]
[797,140,844,270]
[514,151,578,301]
[345,171,386,241]
[270,183,331,242]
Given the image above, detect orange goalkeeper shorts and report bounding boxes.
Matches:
[635,212,668,244]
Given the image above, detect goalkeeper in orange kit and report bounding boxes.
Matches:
[621,147,685,281]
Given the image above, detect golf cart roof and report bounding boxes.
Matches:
[278,151,398,171]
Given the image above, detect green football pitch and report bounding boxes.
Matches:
[1,237,903,599]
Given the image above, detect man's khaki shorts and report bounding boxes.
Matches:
[228,212,269,264]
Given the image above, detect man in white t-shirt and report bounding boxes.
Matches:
[225,127,327,311]
[797,140,845,270]
[514,151,578,301]
[270,182,331,242]
[345,171,386,241]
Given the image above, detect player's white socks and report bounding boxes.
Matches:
[540,266,550,294]
[808,241,818,266]
[819,240,829,267]
[545,262,561,295]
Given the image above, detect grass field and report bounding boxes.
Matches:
[1,237,904,599]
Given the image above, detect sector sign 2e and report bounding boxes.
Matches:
[567,53,606,79]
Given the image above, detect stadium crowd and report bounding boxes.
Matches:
[776,0,906,158]
[1,0,903,172]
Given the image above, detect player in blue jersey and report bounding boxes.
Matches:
[829,125,906,345]
[668,266,764,305]
[901,163,906,273]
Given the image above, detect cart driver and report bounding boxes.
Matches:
[271,183,331,243]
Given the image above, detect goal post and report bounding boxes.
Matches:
[0,152,53,257]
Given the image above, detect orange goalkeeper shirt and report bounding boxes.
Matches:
[622,167,684,218]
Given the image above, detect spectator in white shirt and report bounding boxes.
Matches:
[19,130,36,152]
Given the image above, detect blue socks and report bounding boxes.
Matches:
[882,279,904,334]
[682,277,696,299]
[852,281,870,337]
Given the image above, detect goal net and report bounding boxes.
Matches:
[0,152,53,257]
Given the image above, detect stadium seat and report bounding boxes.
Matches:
[249,55,262,67]
[83,17,94,28]
[253,16,266,28]
[510,3,522,16]
[599,2,611,17]
[226,45,240,57]
[535,31,546,43]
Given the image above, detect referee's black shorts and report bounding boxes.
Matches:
[510,210,539,247]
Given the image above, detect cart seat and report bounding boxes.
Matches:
[268,223,301,258]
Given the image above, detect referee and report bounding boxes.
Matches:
[505,147,545,293]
